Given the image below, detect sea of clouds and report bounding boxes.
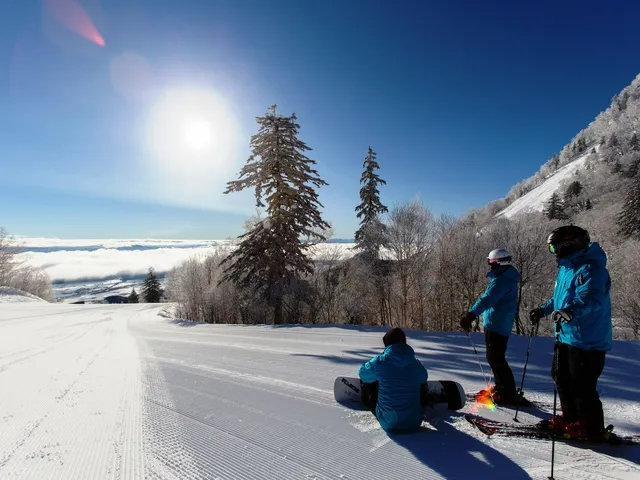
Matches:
[16,238,356,285]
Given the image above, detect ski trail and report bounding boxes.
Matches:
[2,304,638,479]
[156,356,334,405]
[0,304,147,479]
[138,342,205,480]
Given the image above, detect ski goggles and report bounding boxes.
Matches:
[488,257,510,265]
[548,243,557,254]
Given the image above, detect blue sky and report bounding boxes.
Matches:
[1,0,639,239]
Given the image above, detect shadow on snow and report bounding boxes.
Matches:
[388,416,531,480]
[162,317,640,420]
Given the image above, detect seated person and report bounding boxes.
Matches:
[358,327,428,433]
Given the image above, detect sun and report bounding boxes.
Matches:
[181,118,214,153]
[145,89,241,170]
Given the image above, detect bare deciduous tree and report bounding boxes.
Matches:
[609,240,640,339]
[0,227,54,301]
[166,247,239,324]
[0,228,21,285]
[386,200,435,328]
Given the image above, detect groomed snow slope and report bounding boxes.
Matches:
[496,151,592,219]
[0,303,638,479]
[0,286,47,303]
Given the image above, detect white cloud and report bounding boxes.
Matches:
[20,246,212,283]
[17,238,357,284]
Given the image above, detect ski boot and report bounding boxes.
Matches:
[537,415,570,432]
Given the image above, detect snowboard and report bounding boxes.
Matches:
[465,413,640,446]
[334,376,466,411]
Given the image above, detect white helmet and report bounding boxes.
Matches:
[488,248,512,266]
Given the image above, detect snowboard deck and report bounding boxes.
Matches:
[465,413,640,446]
[334,376,466,411]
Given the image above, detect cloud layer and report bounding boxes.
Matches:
[17,238,355,284]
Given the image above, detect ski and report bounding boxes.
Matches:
[465,390,548,409]
[465,414,640,446]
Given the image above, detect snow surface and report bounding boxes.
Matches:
[0,287,47,303]
[496,151,593,219]
[0,303,638,479]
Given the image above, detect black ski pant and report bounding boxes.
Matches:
[361,381,378,413]
[361,381,429,415]
[552,342,606,436]
[484,330,517,396]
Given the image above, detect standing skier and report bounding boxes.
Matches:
[358,327,428,433]
[460,249,521,405]
[529,225,612,441]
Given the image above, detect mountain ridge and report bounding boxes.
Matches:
[478,72,640,227]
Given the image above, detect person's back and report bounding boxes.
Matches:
[471,263,520,337]
[358,328,428,433]
[544,241,612,352]
[461,249,521,404]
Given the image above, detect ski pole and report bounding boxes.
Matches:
[549,353,558,480]
[466,331,492,392]
[549,329,560,480]
[513,324,537,422]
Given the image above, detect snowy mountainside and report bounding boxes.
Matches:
[487,72,640,221]
[496,150,592,219]
[0,286,48,303]
[0,302,639,479]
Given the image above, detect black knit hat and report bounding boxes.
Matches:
[383,327,407,347]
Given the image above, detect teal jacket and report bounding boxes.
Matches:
[358,343,428,433]
[541,242,612,352]
[470,265,521,337]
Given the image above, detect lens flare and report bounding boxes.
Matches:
[469,386,496,413]
[44,0,105,47]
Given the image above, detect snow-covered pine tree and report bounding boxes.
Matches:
[354,146,388,262]
[618,175,640,239]
[128,288,139,303]
[564,180,583,201]
[609,133,619,148]
[577,137,587,153]
[550,153,560,170]
[626,159,640,178]
[629,133,639,152]
[543,192,567,220]
[612,159,623,174]
[142,267,162,303]
[220,105,330,324]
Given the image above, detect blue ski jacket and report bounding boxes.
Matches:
[470,265,521,337]
[541,242,612,352]
[358,343,428,433]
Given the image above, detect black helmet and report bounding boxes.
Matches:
[546,225,590,258]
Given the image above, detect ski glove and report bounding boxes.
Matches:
[459,312,475,333]
[552,309,573,323]
[529,308,544,326]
